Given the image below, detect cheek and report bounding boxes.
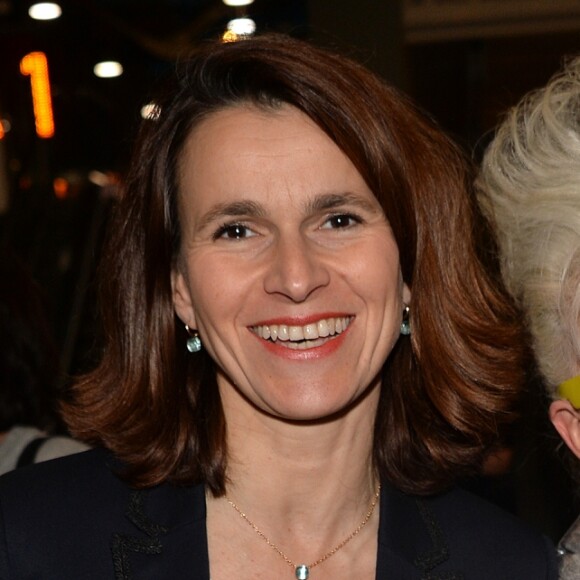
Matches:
[351,243,402,306]
[187,254,253,325]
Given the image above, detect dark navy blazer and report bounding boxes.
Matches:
[0,448,558,579]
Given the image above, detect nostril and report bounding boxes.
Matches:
[263,242,330,302]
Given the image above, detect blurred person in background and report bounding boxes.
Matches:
[477,55,580,579]
[0,248,87,474]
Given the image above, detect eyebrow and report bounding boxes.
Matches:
[305,192,380,215]
[196,200,265,231]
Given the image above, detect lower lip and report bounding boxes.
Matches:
[250,325,351,360]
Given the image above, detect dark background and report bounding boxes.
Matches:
[0,0,578,542]
[1,0,578,373]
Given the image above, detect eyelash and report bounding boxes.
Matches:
[321,213,363,229]
[212,222,254,241]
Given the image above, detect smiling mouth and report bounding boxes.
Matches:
[250,316,353,350]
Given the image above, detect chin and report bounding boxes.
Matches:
[266,394,363,424]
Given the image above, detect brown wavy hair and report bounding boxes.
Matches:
[63,34,528,496]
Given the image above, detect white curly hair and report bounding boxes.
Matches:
[477,55,580,396]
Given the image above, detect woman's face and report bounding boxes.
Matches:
[172,104,410,421]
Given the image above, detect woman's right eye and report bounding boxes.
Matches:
[213,223,255,240]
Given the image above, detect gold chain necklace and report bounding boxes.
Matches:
[225,484,381,579]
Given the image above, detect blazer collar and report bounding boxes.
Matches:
[112,482,209,580]
[112,480,458,580]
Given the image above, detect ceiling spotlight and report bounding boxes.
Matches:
[227,17,256,36]
[140,102,161,120]
[93,61,123,79]
[28,2,62,20]
[222,0,254,6]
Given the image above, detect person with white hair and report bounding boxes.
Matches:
[477,54,580,579]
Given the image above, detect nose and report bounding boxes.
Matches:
[263,234,331,302]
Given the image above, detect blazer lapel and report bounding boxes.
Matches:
[376,483,463,580]
[111,482,210,580]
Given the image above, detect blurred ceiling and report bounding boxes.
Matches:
[0,0,308,172]
[0,0,578,177]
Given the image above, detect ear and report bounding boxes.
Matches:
[171,266,197,329]
[550,399,580,460]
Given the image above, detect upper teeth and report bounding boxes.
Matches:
[252,317,352,342]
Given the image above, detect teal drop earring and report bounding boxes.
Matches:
[185,325,202,353]
[400,305,411,336]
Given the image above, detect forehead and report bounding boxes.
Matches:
[179,103,332,175]
[176,104,375,213]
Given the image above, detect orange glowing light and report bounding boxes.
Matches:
[20,51,55,138]
[53,177,69,199]
[0,121,4,140]
[222,30,238,43]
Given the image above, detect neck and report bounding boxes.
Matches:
[206,384,381,580]
[218,381,380,529]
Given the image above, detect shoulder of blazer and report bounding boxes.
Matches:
[0,447,210,580]
[376,482,558,580]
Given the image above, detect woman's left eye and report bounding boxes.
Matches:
[321,214,361,229]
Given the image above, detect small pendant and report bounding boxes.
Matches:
[295,564,309,579]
